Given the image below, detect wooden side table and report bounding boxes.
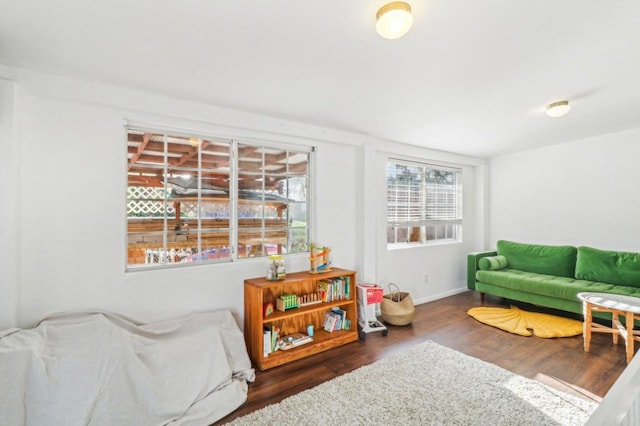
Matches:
[578,292,640,363]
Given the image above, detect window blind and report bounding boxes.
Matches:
[386,159,462,241]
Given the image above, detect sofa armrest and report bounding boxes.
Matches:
[467,251,498,290]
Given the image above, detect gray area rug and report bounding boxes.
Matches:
[227,340,596,426]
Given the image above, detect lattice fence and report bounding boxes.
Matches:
[127,186,175,217]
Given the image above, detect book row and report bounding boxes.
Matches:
[323,307,351,332]
[317,276,352,302]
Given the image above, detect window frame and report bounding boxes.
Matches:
[386,157,463,249]
[125,125,313,271]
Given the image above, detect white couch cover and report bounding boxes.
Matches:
[0,310,255,425]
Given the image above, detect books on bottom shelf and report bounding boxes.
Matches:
[263,325,280,357]
[323,307,351,332]
[264,326,313,355]
[278,332,313,351]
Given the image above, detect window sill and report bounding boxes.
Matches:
[387,239,462,251]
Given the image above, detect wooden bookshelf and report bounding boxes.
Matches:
[244,268,359,370]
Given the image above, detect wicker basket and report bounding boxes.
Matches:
[381,283,415,326]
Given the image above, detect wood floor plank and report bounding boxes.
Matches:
[216,290,628,424]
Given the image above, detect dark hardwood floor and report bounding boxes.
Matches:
[216,290,628,424]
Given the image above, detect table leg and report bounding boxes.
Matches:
[583,301,592,353]
[613,311,619,345]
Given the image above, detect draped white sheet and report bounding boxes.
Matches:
[0,310,255,426]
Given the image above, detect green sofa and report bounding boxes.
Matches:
[467,240,640,318]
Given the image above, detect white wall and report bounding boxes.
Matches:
[359,143,486,304]
[0,66,485,329]
[0,79,18,328]
[0,68,364,329]
[489,128,640,251]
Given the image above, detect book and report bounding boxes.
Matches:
[344,276,351,299]
[263,327,271,357]
[337,307,348,330]
[331,307,347,330]
[289,332,313,346]
[336,278,342,300]
[271,325,280,353]
[343,319,351,330]
[323,311,337,332]
[317,281,330,302]
[331,278,340,300]
[278,332,313,350]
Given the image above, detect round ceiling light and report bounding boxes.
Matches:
[376,2,413,40]
[546,100,570,117]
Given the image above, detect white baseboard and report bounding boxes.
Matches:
[373,287,470,316]
[412,287,470,305]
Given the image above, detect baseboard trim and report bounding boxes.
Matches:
[413,287,469,305]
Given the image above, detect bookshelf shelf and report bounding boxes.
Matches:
[263,299,355,323]
[244,267,359,370]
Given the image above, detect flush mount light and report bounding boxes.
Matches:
[546,100,570,117]
[376,2,413,39]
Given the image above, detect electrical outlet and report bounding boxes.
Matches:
[424,274,429,284]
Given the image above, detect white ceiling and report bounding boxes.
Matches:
[1,0,639,158]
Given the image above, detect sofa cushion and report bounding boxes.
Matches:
[496,240,577,278]
[478,255,508,271]
[476,269,640,301]
[576,246,640,288]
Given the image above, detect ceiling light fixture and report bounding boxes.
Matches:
[546,100,570,118]
[376,2,413,40]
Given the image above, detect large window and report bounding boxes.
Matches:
[386,159,462,247]
[126,128,311,269]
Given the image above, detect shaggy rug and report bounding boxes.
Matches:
[467,306,583,338]
[227,341,596,425]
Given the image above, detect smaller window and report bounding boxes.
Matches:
[386,159,462,247]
